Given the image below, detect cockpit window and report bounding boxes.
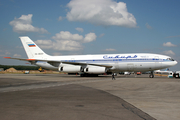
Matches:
[167,58,174,61]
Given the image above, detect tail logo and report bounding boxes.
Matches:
[28,44,36,47]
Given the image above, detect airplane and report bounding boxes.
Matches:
[4,36,178,78]
[124,72,131,75]
[154,68,173,74]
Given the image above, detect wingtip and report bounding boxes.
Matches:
[4,57,11,59]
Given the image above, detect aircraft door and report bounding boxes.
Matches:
[154,56,161,69]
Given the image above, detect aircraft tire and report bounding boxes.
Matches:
[149,74,154,78]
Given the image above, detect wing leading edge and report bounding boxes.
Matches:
[4,57,113,68]
[3,57,36,61]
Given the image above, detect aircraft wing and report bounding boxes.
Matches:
[4,57,113,68]
[59,61,113,68]
[4,57,37,62]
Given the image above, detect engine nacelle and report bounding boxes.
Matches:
[84,66,107,74]
[59,65,82,73]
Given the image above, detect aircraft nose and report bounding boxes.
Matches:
[174,61,178,65]
[162,60,178,67]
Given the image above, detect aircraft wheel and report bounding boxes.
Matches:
[149,74,154,78]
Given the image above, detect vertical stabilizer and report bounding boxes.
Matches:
[20,36,49,59]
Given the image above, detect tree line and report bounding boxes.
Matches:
[0,64,39,70]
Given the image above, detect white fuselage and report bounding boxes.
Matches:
[5,37,178,76]
[35,53,177,72]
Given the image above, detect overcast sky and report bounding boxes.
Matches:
[0,0,179,70]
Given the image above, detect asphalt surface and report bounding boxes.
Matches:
[0,74,180,120]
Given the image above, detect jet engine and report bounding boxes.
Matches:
[59,65,82,73]
[84,66,107,74]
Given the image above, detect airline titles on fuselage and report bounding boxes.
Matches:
[103,55,137,59]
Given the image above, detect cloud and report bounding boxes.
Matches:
[52,31,83,41]
[35,31,97,51]
[75,27,84,32]
[35,40,53,49]
[13,54,21,58]
[163,50,175,56]
[166,35,180,38]
[99,33,105,38]
[84,32,97,43]
[163,42,176,47]
[66,0,137,27]
[53,40,82,51]
[146,23,152,29]
[5,51,10,55]
[9,14,48,33]
[52,52,62,56]
[58,16,63,21]
[0,50,11,57]
[103,48,116,51]
[3,28,7,31]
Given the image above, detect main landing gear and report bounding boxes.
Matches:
[149,71,154,78]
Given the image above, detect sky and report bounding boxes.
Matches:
[0,0,179,70]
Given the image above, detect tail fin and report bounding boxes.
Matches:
[20,36,49,59]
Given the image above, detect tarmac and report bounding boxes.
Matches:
[0,74,180,120]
